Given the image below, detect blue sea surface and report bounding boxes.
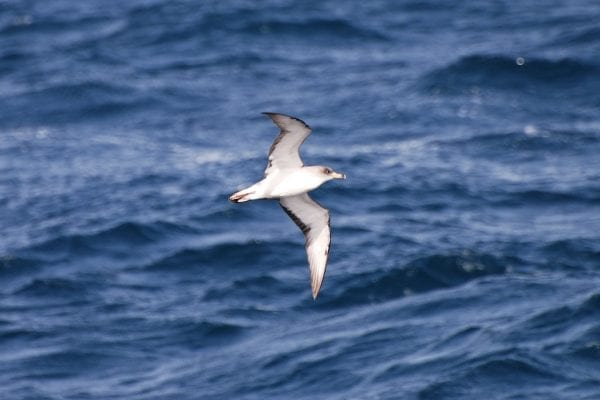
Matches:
[1,1,600,399]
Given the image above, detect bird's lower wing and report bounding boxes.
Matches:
[279,194,331,299]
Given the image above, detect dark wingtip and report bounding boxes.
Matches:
[228,193,242,203]
[261,112,311,129]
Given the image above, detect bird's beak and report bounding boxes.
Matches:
[332,172,346,180]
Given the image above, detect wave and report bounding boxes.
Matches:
[0,255,48,289]
[16,80,129,99]
[324,252,506,307]
[13,277,91,300]
[156,320,247,350]
[143,240,298,272]
[98,316,248,352]
[0,50,31,72]
[566,335,600,362]
[514,291,600,351]
[579,291,600,314]
[239,18,388,41]
[419,354,560,398]
[0,255,42,271]
[204,275,292,302]
[0,13,113,35]
[488,188,600,208]
[542,239,600,262]
[21,221,194,262]
[8,80,158,124]
[13,348,112,379]
[548,25,600,46]
[448,129,600,156]
[122,2,388,48]
[422,54,600,92]
[143,51,286,74]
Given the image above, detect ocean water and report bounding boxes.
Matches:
[1,0,600,398]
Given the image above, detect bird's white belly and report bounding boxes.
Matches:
[265,170,324,198]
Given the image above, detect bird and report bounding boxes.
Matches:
[229,112,346,299]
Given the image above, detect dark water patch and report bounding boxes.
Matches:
[540,239,600,270]
[557,323,600,381]
[253,339,361,396]
[144,240,298,272]
[126,1,198,25]
[13,277,92,301]
[204,275,291,301]
[422,54,600,93]
[492,189,600,208]
[549,25,600,46]
[260,337,343,371]
[23,220,191,262]
[447,129,600,157]
[14,236,91,264]
[12,348,116,380]
[400,0,457,12]
[144,51,284,73]
[120,3,246,49]
[92,220,195,245]
[87,221,180,245]
[578,292,600,316]
[521,305,576,333]
[420,355,562,399]
[136,24,204,48]
[0,50,32,73]
[124,172,185,188]
[14,80,132,102]
[0,255,43,275]
[164,320,247,350]
[509,291,600,346]
[220,306,279,320]
[566,339,600,361]
[104,318,247,352]
[193,320,245,341]
[433,325,484,350]
[240,18,388,41]
[0,327,52,343]
[1,80,161,125]
[469,356,562,382]
[325,252,506,307]
[0,13,116,37]
[346,179,484,211]
[350,327,419,363]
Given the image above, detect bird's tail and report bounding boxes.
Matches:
[229,187,257,203]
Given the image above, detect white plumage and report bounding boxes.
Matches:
[229,113,345,299]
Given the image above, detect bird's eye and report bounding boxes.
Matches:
[323,168,332,174]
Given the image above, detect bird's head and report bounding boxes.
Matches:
[317,166,346,181]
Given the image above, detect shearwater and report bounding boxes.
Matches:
[229,113,346,299]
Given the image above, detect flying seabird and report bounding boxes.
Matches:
[229,113,346,299]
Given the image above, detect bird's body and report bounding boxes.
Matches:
[229,113,345,299]
[230,166,336,200]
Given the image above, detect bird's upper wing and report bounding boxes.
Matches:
[279,194,331,299]
[262,112,312,175]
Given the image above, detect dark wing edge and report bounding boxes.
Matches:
[262,112,311,130]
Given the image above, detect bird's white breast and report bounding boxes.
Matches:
[265,168,327,198]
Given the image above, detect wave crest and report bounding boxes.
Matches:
[422,54,599,92]
[326,252,506,307]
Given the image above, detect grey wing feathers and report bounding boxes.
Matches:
[263,112,312,174]
[279,194,331,299]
